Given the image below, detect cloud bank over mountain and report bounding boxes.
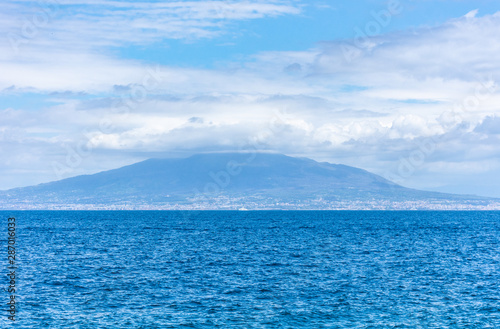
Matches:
[1,1,499,197]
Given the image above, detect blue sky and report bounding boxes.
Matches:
[114,0,500,67]
[1,0,500,197]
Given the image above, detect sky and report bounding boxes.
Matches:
[1,0,500,198]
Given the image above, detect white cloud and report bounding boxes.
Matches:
[1,6,500,196]
[1,0,301,52]
[464,9,479,18]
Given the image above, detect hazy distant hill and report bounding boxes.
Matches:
[0,153,498,210]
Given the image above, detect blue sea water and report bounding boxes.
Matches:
[1,211,500,328]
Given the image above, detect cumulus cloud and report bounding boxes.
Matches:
[474,116,500,135]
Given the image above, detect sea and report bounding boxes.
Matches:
[1,211,500,328]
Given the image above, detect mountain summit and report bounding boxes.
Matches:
[0,153,498,210]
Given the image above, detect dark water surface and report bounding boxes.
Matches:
[2,211,500,328]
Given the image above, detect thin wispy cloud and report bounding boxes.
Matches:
[3,0,301,51]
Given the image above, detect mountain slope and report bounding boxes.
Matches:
[0,153,497,209]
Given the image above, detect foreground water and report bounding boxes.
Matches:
[1,211,500,328]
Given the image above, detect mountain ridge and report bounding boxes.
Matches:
[1,152,498,210]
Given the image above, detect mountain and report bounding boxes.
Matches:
[0,152,498,210]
